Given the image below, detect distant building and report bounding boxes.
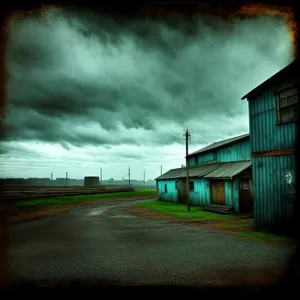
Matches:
[84,176,100,187]
[156,134,253,213]
[242,60,297,232]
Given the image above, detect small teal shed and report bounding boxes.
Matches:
[156,134,253,213]
[242,60,297,232]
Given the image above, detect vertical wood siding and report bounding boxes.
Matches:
[188,138,250,166]
[157,180,178,203]
[252,155,295,230]
[249,88,296,152]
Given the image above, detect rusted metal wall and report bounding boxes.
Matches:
[157,180,178,203]
[249,88,296,152]
[248,86,296,230]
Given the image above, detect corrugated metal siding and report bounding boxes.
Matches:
[224,180,233,206]
[253,155,296,229]
[204,161,251,179]
[216,139,251,162]
[190,139,250,166]
[188,152,213,166]
[189,134,249,156]
[188,156,196,167]
[198,152,214,164]
[190,178,210,206]
[232,178,240,212]
[157,180,178,203]
[249,88,296,152]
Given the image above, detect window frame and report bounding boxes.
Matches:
[164,184,167,193]
[241,179,250,190]
[275,84,298,125]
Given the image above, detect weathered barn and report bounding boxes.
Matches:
[242,60,297,231]
[156,134,253,213]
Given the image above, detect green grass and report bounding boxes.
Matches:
[220,219,254,230]
[138,200,236,220]
[236,231,293,244]
[17,190,156,207]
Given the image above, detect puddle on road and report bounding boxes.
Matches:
[87,208,108,217]
[111,215,137,219]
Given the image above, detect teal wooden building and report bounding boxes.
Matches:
[242,60,297,232]
[156,134,253,213]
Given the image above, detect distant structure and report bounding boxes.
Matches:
[84,176,100,187]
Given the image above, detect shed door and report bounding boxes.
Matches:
[176,179,186,204]
[211,180,225,205]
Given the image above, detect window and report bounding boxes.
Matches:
[241,179,249,190]
[164,184,167,193]
[189,181,194,192]
[276,86,298,123]
[195,156,199,166]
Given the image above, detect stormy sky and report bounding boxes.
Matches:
[0,7,294,180]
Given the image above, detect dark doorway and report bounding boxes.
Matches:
[239,178,253,213]
[176,179,186,204]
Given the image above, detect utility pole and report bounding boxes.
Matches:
[51,173,53,181]
[100,167,102,183]
[128,167,131,188]
[183,129,191,211]
[65,172,68,187]
[160,165,162,176]
[144,170,145,185]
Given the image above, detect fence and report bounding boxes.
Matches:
[1,186,135,202]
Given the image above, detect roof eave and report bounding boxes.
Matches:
[205,177,232,180]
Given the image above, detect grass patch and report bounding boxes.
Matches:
[138,200,236,220]
[236,231,293,243]
[220,219,254,230]
[17,190,156,207]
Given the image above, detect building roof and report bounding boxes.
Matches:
[187,133,249,157]
[155,163,221,180]
[204,160,252,180]
[241,60,296,100]
[156,160,252,181]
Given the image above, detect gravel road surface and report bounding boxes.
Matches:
[4,199,294,286]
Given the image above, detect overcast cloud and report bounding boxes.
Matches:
[0,7,294,180]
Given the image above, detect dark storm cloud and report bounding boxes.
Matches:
[3,8,293,147]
